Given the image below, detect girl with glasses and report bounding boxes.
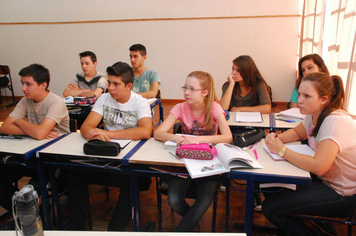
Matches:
[154,71,232,231]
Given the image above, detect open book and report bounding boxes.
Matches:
[235,112,262,123]
[183,143,263,179]
[263,144,315,161]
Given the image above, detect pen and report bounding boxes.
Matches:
[169,152,181,161]
[276,118,295,123]
[253,149,258,160]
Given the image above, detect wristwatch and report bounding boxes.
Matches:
[279,147,288,158]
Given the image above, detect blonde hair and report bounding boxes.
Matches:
[187,71,219,130]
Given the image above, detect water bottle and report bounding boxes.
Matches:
[12,184,44,236]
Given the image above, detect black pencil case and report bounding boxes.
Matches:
[83,139,121,156]
[233,129,264,148]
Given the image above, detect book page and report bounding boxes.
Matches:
[235,112,262,123]
[182,156,229,179]
[111,139,132,149]
[263,144,315,161]
[215,143,263,169]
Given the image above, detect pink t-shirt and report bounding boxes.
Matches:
[303,112,356,196]
[170,101,224,136]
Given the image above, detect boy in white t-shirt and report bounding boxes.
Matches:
[66,62,152,231]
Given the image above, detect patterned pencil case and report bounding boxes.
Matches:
[175,143,217,160]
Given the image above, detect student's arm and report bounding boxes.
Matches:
[81,111,153,141]
[219,75,235,110]
[137,81,159,98]
[78,87,103,98]
[230,104,271,114]
[63,83,91,97]
[154,113,183,143]
[266,122,307,145]
[0,116,27,135]
[266,135,338,176]
[0,115,57,140]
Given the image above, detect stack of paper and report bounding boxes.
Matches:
[279,108,305,120]
[235,112,262,123]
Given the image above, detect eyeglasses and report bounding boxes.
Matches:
[181,86,204,92]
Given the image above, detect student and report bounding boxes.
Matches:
[154,71,232,231]
[63,51,107,98]
[0,63,70,222]
[129,44,161,98]
[263,72,356,236]
[289,54,329,108]
[220,55,271,114]
[65,61,152,231]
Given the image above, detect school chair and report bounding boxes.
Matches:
[286,207,356,236]
[0,65,17,107]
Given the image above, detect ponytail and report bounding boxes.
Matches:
[303,73,345,137]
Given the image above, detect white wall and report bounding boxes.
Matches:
[0,0,302,101]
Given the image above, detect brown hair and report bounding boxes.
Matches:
[302,72,345,137]
[295,54,329,89]
[232,55,271,104]
[187,71,219,130]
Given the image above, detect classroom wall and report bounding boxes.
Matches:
[0,0,302,102]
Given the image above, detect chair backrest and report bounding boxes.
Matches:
[0,65,11,75]
[70,119,77,132]
[0,65,11,87]
[156,89,161,99]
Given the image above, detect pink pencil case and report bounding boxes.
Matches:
[175,143,217,160]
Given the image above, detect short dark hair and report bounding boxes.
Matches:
[79,51,97,63]
[129,44,147,56]
[19,64,50,90]
[106,62,134,85]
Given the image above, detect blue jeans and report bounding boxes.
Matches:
[262,177,356,236]
[167,177,218,232]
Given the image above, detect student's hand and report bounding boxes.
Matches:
[227,74,236,85]
[265,133,284,154]
[177,135,200,145]
[85,128,110,141]
[91,134,111,142]
[69,83,80,90]
[230,107,242,112]
[46,131,60,139]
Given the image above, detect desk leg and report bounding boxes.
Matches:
[130,171,140,231]
[36,157,51,230]
[244,178,255,236]
[225,179,231,232]
[48,167,62,229]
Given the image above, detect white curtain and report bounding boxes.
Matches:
[300,0,356,115]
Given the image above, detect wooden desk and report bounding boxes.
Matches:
[129,138,183,167]
[227,139,311,236]
[0,135,68,230]
[130,138,311,235]
[0,136,54,160]
[227,113,270,129]
[38,132,143,230]
[1,231,246,236]
[227,112,301,132]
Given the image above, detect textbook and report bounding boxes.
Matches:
[263,144,315,161]
[235,112,262,123]
[279,108,306,120]
[183,143,263,179]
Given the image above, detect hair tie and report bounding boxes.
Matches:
[331,76,333,80]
